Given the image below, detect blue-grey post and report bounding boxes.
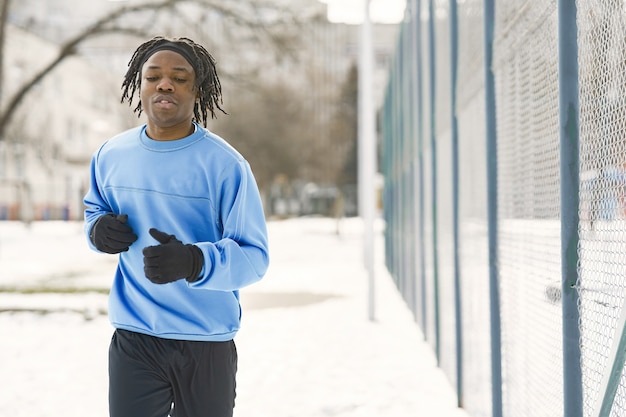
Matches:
[558,1,582,416]
[449,0,462,407]
[410,0,428,337]
[483,0,502,416]
[427,0,441,365]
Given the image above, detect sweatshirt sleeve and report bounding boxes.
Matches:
[189,159,270,291]
[82,146,112,251]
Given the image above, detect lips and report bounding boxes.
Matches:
[154,95,176,107]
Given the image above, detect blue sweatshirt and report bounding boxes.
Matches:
[83,123,269,341]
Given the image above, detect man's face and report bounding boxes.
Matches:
[140,50,198,133]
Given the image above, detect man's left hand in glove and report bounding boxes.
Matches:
[142,228,204,284]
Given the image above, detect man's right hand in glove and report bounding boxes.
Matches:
[89,213,138,254]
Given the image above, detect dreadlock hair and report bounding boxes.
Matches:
[121,36,226,126]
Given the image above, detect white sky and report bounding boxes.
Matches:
[320,0,407,24]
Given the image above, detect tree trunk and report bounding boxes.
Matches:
[0,0,10,106]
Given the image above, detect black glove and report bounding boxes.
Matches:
[142,228,204,284]
[90,213,138,254]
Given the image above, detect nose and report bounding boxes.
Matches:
[157,78,174,92]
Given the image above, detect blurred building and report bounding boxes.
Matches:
[1,0,399,220]
[0,24,131,221]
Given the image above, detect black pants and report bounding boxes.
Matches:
[109,329,237,417]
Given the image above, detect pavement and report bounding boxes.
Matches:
[0,217,470,417]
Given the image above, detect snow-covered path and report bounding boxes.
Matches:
[0,218,468,417]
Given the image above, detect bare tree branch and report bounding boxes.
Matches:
[0,0,182,140]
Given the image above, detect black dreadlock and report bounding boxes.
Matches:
[121,36,226,126]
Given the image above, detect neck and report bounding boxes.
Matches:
[146,121,195,141]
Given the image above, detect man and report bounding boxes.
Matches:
[83,36,270,417]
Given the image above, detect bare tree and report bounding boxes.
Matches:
[0,0,8,100]
[331,62,358,188]
[212,63,360,218]
[213,79,318,193]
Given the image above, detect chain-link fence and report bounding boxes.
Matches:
[381,1,626,416]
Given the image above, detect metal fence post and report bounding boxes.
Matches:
[410,0,428,337]
[427,0,441,365]
[483,0,502,416]
[449,0,463,408]
[558,0,583,416]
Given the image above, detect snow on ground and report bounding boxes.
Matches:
[0,217,469,417]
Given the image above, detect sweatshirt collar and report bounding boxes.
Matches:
[139,123,203,151]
